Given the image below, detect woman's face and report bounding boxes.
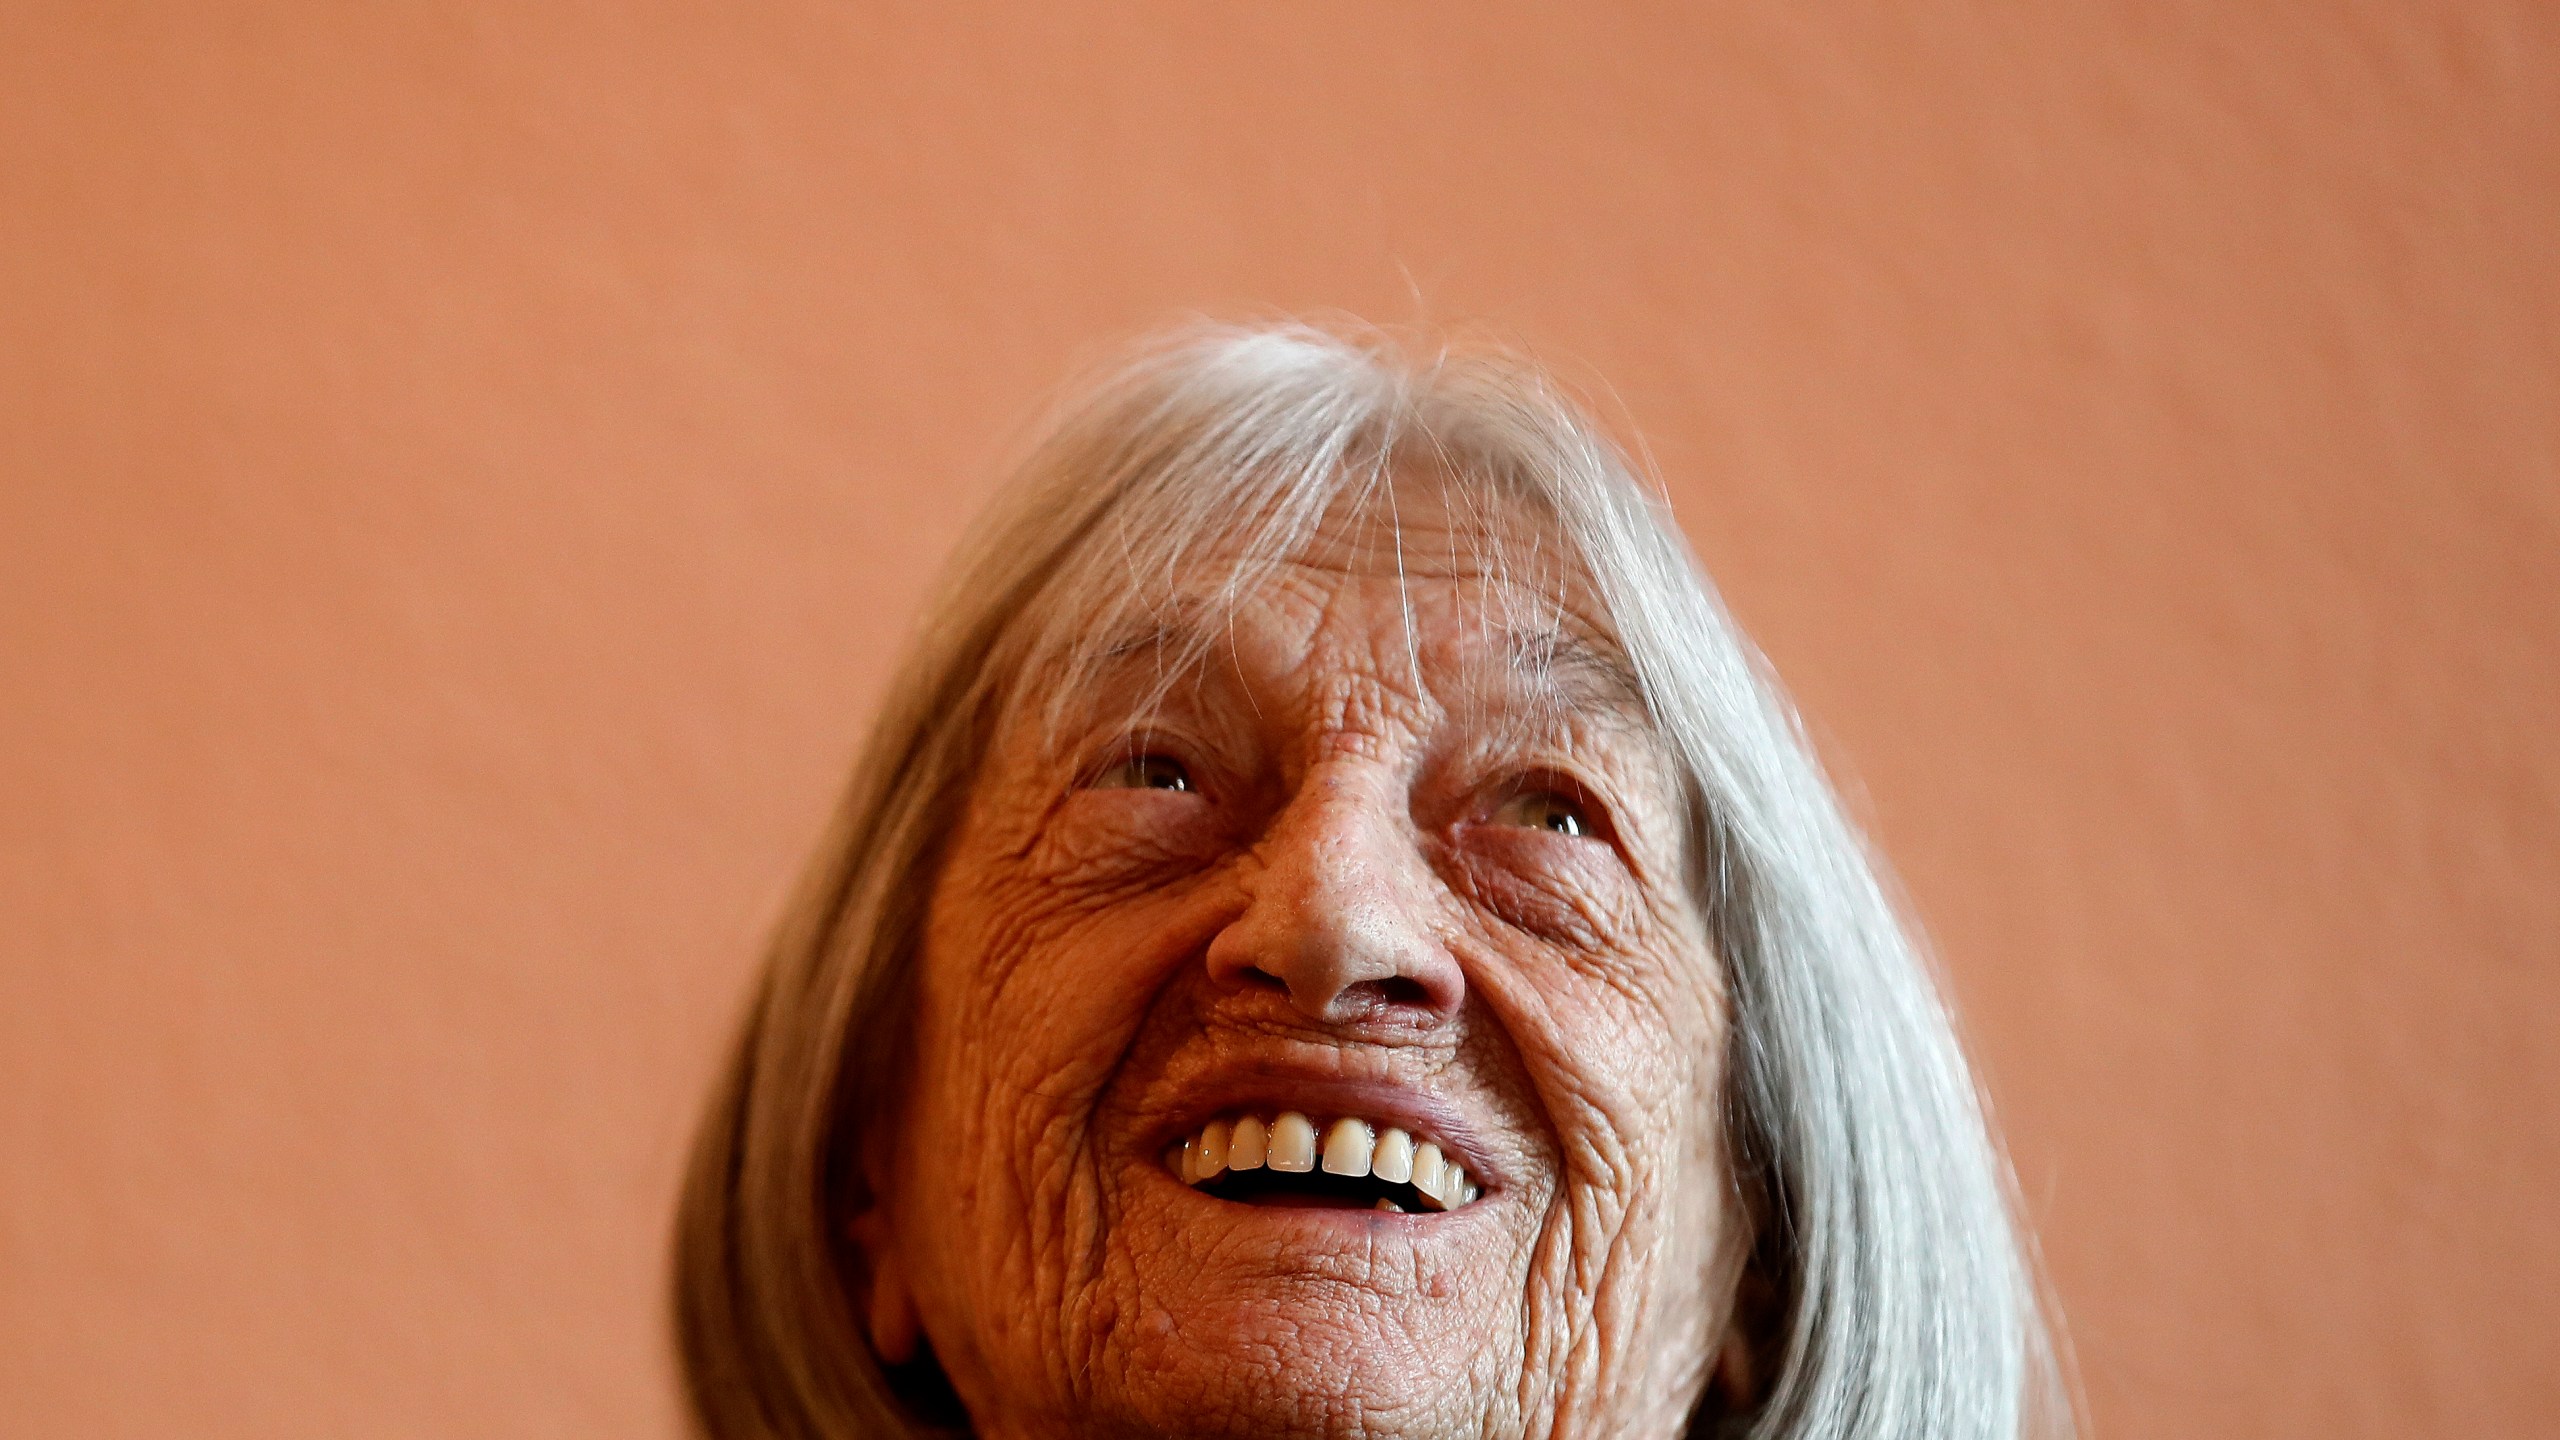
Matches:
[865,491,1747,1438]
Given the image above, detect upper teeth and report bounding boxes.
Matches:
[1171,1111,1482,1211]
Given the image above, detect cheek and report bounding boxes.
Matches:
[1453,927,1738,1416]
[1465,916,1731,1219]
[915,857,1204,1104]
[1446,827,1661,964]
[907,881,1094,1184]
[898,845,1214,1252]
[911,787,1238,1116]
[889,872,1157,1390]
[1034,791,1232,893]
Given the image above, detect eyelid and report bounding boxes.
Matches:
[1479,768,1619,841]
[1075,732,1202,791]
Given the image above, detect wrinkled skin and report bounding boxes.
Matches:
[858,489,1749,1438]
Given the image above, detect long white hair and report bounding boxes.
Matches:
[673,320,2070,1439]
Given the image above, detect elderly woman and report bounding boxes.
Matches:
[673,324,2066,1438]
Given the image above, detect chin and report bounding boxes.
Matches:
[1098,1296,1493,1440]
[1038,1182,1515,1439]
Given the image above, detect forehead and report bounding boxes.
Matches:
[1053,477,1650,734]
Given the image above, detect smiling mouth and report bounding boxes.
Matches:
[1167,1111,1484,1213]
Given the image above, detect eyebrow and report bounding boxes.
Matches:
[1058,609,1651,735]
[1090,609,1216,665]
[1497,623,1650,717]
[1031,606,1242,743]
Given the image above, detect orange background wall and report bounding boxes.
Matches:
[4,6,2553,1436]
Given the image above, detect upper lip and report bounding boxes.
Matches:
[1141,1065,1507,1190]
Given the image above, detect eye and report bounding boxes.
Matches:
[1489,787,1592,838]
[1089,754,1194,793]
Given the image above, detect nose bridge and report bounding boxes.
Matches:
[1280,763,1409,922]
[1204,756,1464,1022]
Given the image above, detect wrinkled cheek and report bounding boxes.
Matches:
[1498,1157,1684,1433]
[1501,1040,1725,1420]
[918,1106,1116,1419]
[919,1051,1135,1398]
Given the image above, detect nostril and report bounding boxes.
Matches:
[1238,966,1290,994]
[1372,976,1434,1008]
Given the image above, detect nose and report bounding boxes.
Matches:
[1203,768,1466,1024]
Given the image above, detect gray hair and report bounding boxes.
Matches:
[673,321,2070,1438]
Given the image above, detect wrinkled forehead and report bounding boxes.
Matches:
[1009,470,1653,749]
[1258,468,1556,576]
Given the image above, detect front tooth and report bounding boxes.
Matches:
[1410,1142,1447,1206]
[1321,1117,1375,1177]
[1195,1119,1230,1179]
[1371,1127,1414,1184]
[1374,1197,1404,1213]
[1439,1165,1469,1209]
[1268,1112,1317,1173]
[1227,1115,1267,1172]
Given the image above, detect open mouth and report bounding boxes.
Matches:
[1198,1165,1438,1212]
[1168,1110,1483,1213]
